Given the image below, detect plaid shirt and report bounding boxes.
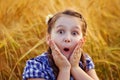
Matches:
[23,52,95,80]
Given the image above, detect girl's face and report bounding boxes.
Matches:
[48,15,85,59]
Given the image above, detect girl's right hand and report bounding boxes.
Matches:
[50,40,71,70]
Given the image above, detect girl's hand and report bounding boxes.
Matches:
[69,40,82,68]
[50,40,71,70]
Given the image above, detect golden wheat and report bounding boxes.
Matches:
[0,0,120,80]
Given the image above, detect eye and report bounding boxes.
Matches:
[72,31,79,36]
[58,30,64,34]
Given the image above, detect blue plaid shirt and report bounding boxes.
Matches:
[23,52,95,80]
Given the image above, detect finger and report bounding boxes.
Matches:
[79,39,84,48]
[73,42,80,53]
[75,39,82,50]
[74,40,82,54]
[72,40,82,57]
[49,40,55,50]
[78,40,83,54]
[50,40,62,55]
[77,39,82,48]
[50,40,58,52]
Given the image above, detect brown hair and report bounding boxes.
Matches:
[47,10,87,36]
[46,10,87,78]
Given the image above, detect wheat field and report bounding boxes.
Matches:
[0,0,120,80]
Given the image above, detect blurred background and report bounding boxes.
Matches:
[0,0,120,80]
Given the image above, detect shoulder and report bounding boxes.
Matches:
[33,52,49,64]
[84,53,95,71]
[23,52,54,80]
[79,53,95,71]
[84,53,93,62]
[25,52,49,68]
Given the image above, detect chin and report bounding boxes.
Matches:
[62,51,71,59]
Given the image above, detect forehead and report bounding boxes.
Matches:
[54,14,83,28]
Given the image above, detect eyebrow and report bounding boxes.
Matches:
[56,25,81,30]
[56,25,64,28]
[57,25,80,28]
[73,26,81,30]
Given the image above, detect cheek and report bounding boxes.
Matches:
[72,37,81,46]
[76,34,83,41]
[72,39,79,47]
[51,34,61,45]
[51,35,59,41]
[73,37,81,42]
[51,31,63,41]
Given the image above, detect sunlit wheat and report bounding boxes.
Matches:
[0,0,120,80]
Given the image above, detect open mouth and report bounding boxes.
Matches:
[64,48,70,52]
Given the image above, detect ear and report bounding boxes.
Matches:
[46,34,51,46]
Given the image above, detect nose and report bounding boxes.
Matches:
[64,34,71,43]
[64,39,70,43]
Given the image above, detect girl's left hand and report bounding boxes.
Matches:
[69,40,82,68]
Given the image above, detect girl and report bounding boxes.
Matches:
[23,10,99,80]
